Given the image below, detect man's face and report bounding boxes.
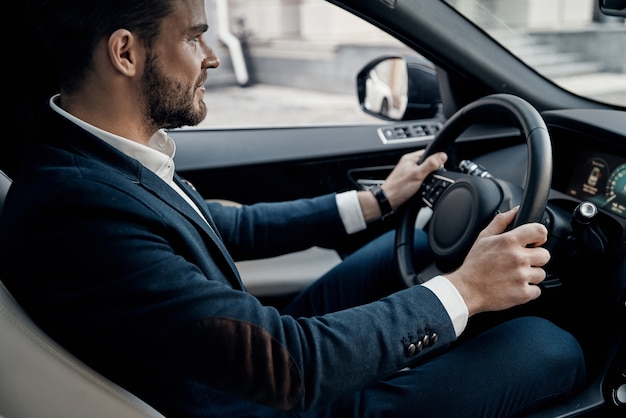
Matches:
[141,51,208,129]
[140,0,218,130]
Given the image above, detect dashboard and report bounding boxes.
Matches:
[470,108,626,225]
[566,150,626,219]
[542,109,626,223]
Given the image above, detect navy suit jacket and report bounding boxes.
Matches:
[0,107,456,417]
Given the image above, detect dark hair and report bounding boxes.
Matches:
[28,0,174,94]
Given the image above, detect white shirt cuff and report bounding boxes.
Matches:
[336,190,367,234]
[421,275,469,337]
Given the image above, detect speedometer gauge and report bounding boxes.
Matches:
[605,163,626,216]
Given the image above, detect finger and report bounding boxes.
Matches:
[525,246,551,269]
[511,221,549,248]
[418,152,448,172]
[479,206,520,237]
[401,149,426,165]
[526,282,543,301]
[526,224,549,247]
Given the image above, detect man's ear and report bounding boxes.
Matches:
[107,29,142,77]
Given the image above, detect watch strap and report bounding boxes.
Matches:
[370,185,393,219]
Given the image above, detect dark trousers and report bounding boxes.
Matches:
[279,230,587,418]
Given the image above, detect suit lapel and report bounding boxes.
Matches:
[175,176,222,238]
[136,168,244,290]
[46,110,245,290]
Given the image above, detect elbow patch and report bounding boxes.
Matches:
[170,317,303,411]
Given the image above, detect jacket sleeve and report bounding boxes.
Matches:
[2,171,457,412]
[168,279,456,411]
[204,193,346,261]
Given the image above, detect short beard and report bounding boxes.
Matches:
[141,53,207,130]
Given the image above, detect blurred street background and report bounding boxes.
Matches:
[198,84,380,128]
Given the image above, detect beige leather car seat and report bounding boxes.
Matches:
[0,170,165,418]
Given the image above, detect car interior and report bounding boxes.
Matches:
[2,0,626,417]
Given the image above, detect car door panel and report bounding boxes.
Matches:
[170,121,522,204]
[169,119,525,298]
[171,123,432,202]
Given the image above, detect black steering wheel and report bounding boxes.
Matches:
[395,93,553,287]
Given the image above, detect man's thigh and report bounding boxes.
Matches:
[306,316,586,418]
[282,229,432,317]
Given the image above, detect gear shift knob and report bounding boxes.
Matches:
[571,201,606,256]
[572,201,598,225]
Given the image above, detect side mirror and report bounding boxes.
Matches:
[357,55,440,121]
[599,0,626,17]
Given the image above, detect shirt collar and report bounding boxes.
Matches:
[49,94,177,184]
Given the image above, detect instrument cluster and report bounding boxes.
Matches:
[566,150,626,219]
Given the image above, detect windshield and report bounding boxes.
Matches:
[444,0,626,107]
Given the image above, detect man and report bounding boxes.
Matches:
[0,0,585,417]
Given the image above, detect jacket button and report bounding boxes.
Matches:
[406,343,417,356]
[422,334,430,347]
[431,333,438,344]
[406,341,423,356]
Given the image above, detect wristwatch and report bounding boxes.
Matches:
[370,185,393,219]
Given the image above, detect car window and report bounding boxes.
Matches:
[195,0,625,130]
[444,0,626,107]
[197,0,419,128]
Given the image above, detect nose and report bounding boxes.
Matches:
[202,45,220,69]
